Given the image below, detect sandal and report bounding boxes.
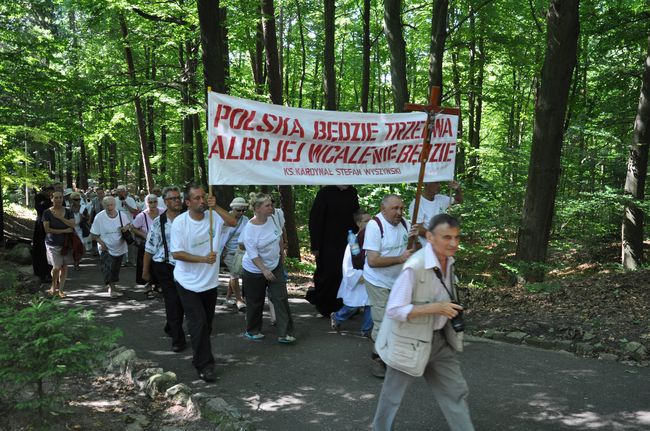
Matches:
[58,291,66,298]
[236,301,247,312]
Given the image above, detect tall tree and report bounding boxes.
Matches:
[324,0,337,110]
[621,36,650,269]
[384,0,409,112]
[118,12,154,192]
[360,0,371,112]
[429,0,449,94]
[261,0,300,259]
[515,0,580,281]
[197,0,232,207]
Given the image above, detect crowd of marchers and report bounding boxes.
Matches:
[30,180,475,430]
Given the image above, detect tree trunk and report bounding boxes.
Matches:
[296,0,306,107]
[118,12,154,192]
[383,0,409,112]
[108,138,117,189]
[361,0,371,112]
[78,111,88,189]
[197,0,227,93]
[145,47,156,174]
[180,41,195,183]
[193,114,208,189]
[470,28,485,179]
[323,0,337,110]
[428,0,449,94]
[515,0,580,281]
[249,19,266,95]
[160,125,167,176]
[261,0,300,260]
[622,36,650,269]
[0,169,4,247]
[451,48,464,177]
[97,138,105,187]
[65,140,73,188]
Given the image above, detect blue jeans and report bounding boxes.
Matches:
[333,305,373,332]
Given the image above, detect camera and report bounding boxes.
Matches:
[450,302,465,332]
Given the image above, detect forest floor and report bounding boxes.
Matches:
[1,210,649,429]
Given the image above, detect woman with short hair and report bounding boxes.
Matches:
[133,193,165,288]
[90,196,130,297]
[42,190,76,297]
[241,193,295,343]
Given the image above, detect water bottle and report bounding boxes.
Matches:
[348,230,360,256]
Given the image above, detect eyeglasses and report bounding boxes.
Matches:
[148,201,158,204]
[165,196,182,201]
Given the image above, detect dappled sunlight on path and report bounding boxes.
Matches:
[55,254,650,430]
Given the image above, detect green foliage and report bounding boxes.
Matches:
[0,294,122,411]
[284,256,315,274]
[524,281,562,294]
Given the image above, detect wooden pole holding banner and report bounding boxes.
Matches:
[404,86,460,249]
[207,86,214,254]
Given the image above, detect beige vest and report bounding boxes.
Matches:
[375,249,463,377]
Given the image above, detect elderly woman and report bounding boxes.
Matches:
[69,192,91,270]
[90,196,130,298]
[42,190,76,297]
[133,193,165,287]
[220,197,249,312]
[240,193,295,343]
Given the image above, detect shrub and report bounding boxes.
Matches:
[0,295,121,412]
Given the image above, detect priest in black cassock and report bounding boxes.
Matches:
[308,185,359,317]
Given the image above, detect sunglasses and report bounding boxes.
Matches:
[233,208,246,212]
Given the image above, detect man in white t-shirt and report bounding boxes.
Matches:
[170,184,236,383]
[364,194,416,378]
[409,181,463,246]
[115,185,140,265]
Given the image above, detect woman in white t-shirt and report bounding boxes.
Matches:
[240,193,295,344]
[90,196,131,298]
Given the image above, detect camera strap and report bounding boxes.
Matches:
[433,265,457,302]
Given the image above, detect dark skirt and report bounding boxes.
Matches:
[32,220,52,279]
[100,252,124,285]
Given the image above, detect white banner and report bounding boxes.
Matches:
[207,92,458,185]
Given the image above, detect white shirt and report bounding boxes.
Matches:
[362,213,410,289]
[220,215,249,254]
[90,210,129,257]
[409,194,452,246]
[115,195,138,222]
[386,244,454,331]
[241,218,283,273]
[337,244,369,307]
[170,210,224,292]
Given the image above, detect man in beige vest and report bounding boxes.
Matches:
[372,213,474,431]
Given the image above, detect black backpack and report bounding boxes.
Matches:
[350,216,407,270]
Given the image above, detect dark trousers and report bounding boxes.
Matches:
[243,265,294,338]
[135,245,146,285]
[175,281,218,371]
[152,261,185,346]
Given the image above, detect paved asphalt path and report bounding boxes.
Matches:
[61,256,650,430]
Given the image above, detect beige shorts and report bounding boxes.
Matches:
[45,244,74,268]
[223,250,242,279]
